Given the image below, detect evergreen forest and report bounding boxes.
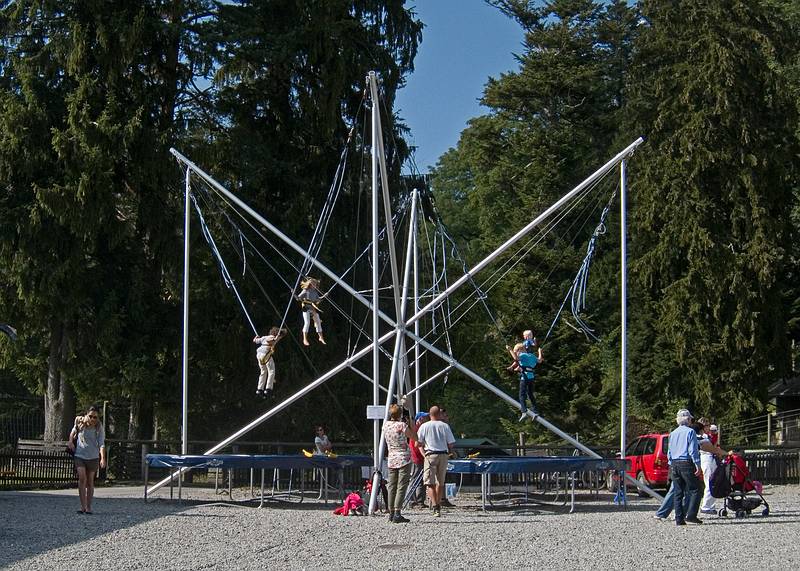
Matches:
[1,0,799,450]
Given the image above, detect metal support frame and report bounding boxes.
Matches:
[159,72,654,504]
[616,158,629,506]
[182,167,191,457]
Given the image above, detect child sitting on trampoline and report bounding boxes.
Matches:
[505,329,537,375]
[297,277,326,346]
[254,326,287,398]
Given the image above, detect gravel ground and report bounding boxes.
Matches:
[1,483,798,570]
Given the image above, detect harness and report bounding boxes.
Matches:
[519,365,536,382]
[257,346,275,365]
[300,299,322,313]
[518,355,537,382]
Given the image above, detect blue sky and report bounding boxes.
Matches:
[396,1,524,174]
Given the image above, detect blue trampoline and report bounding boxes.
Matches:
[446,456,629,511]
[144,454,373,506]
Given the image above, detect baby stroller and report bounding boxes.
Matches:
[710,453,769,518]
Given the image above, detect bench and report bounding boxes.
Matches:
[0,439,77,489]
[17,439,70,454]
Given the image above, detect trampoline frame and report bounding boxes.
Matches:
[143,454,372,507]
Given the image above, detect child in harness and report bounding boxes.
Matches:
[297,277,326,346]
[254,326,287,398]
[517,341,543,420]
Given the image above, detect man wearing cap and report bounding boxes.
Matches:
[668,409,703,525]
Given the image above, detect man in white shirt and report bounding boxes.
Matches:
[415,406,455,517]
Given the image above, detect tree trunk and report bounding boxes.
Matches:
[128,396,141,441]
[128,396,156,441]
[43,321,75,442]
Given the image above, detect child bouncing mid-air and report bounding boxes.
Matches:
[517,341,543,421]
[505,329,537,375]
[254,326,287,398]
[297,277,326,346]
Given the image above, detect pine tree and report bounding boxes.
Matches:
[0,0,214,440]
[625,0,800,421]
[431,0,639,441]
[169,0,423,442]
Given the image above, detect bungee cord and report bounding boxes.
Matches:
[189,192,259,336]
[543,186,618,344]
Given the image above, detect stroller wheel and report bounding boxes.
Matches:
[762,507,769,517]
[735,510,745,518]
[718,508,727,517]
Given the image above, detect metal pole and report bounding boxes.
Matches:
[182,166,191,456]
[370,72,411,408]
[413,190,421,413]
[369,71,381,482]
[370,73,405,327]
[401,366,452,398]
[404,137,645,329]
[368,188,419,514]
[620,158,628,476]
[398,190,419,402]
[767,413,771,447]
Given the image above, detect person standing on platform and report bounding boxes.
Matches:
[382,404,418,523]
[67,405,106,515]
[668,409,702,525]
[416,406,456,518]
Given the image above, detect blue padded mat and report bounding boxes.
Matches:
[146,454,373,470]
[447,456,628,474]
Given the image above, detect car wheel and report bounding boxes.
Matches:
[636,472,648,497]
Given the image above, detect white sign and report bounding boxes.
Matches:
[366,405,385,420]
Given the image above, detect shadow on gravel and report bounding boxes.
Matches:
[704,515,800,525]
[453,503,655,515]
[0,491,197,569]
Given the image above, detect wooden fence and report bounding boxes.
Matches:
[0,448,75,489]
[2,440,798,490]
[742,450,800,485]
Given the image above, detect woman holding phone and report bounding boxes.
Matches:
[67,405,106,514]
